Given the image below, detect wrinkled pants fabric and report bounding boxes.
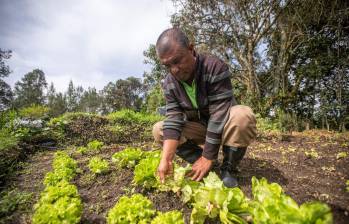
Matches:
[152,105,257,148]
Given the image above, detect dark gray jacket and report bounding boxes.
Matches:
[162,52,236,160]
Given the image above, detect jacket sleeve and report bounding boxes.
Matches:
[162,81,185,141]
[202,68,233,160]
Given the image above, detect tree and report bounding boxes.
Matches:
[13,69,47,108]
[168,0,348,131]
[47,82,67,117]
[143,44,168,89]
[65,80,84,112]
[101,77,144,113]
[0,49,13,110]
[79,87,101,113]
[171,0,293,111]
[142,45,167,113]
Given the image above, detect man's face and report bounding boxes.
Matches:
[158,43,196,82]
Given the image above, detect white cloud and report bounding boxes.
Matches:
[1,0,175,92]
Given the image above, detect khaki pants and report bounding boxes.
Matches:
[152,105,257,148]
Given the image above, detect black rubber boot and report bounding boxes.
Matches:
[221,146,247,188]
[176,140,203,164]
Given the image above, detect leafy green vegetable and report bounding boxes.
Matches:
[180,179,201,204]
[44,169,74,186]
[87,140,104,151]
[112,147,144,168]
[156,164,192,193]
[32,181,83,224]
[133,156,160,189]
[76,146,88,154]
[43,151,78,186]
[88,156,109,174]
[106,194,156,224]
[336,152,347,159]
[52,151,78,171]
[142,150,161,159]
[151,210,185,224]
[190,172,248,224]
[249,176,333,224]
[346,180,349,192]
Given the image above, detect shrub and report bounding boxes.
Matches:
[255,113,279,132]
[47,110,163,146]
[0,129,20,186]
[18,105,49,120]
[47,112,112,145]
[0,109,18,130]
[107,109,162,125]
[107,109,163,142]
[0,189,32,222]
[0,129,19,151]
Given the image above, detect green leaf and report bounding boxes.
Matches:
[32,181,82,224]
[249,176,333,224]
[112,147,144,168]
[133,156,160,189]
[106,194,155,224]
[88,156,109,174]
[151,210,184,224]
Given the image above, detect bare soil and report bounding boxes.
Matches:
[4,131,349,224]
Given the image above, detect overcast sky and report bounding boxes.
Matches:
[0,0,174,92]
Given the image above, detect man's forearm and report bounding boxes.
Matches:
[162,139,179,161]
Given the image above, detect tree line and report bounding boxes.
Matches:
[0,56,150,116]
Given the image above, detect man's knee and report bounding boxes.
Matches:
[152,121,164,143]
[227,105,256,131]
[223,105,257,147]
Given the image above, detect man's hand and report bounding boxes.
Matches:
[157,158,173,184]
[157,139,179,184]
[187,156,213,181]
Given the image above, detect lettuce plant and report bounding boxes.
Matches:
[76,146,88,154]
[52,151,78,171]
[151,210,185,224]
[87,140,104,151]
[88,157,109,174]
[106,194,155,224]
[249,177,333,224]
[44,151,78,186]
[133,156,160,189]
[190,172,249,224]
[112,147,144,168]
[32,181,83,224]
[156,164,192,193]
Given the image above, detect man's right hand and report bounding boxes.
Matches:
[157,158,173,184]
[157,139,179,183]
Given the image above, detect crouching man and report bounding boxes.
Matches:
[153,28,257,188]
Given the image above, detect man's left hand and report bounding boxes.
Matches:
[187,156,213,181]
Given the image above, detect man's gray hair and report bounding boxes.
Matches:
[156,28,190,56]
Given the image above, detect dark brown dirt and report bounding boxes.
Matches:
[3,131,349,224]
